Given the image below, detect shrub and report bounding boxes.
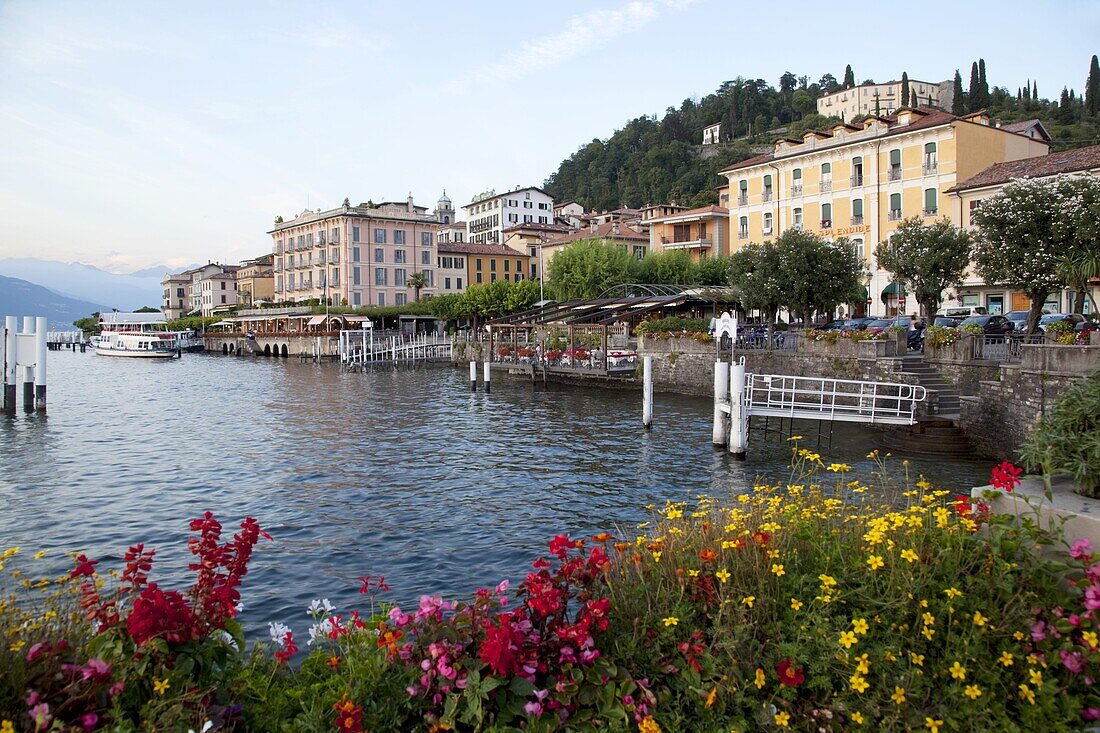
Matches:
[924,325,960,349]
[634,317,711,336]
[1019,369,1100,497]
[961,323,985,336]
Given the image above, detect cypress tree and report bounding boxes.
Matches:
[1058,87,1076,124]
[952,70,966,114]
[1086,54,1100,115]
[968,62,980,111]
[1024,79,1031,101]
[843,64,855,89]
[901,72,910,107]
[1033,80,1039,101]
[978,58,989,108]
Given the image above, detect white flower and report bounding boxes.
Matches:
[307,617,335,646]
[218,630,239,651]
[307,598,335,615]
[268,621,291,647]
[188,723,213,733]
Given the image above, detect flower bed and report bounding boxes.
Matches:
[3,456,1100,731]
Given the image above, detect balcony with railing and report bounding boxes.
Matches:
[889,210,905,221]
[850,215,864,225]
[889,167,902,181]
[850,174,864,187]
[922,208,938,217]
[820,180,832,192]
[762,190,773,202]
[737,194,748,206]
[661,236,713,251]
[738,228,749,239]
[762,226,773,235]
[791,184,803,196]
[922,163,938,176]
[820,219,832,229]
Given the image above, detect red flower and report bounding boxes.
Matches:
[70,554,98,578]
[333,697,363,733]
[776,659,805,687]
[480,619,521,675]
[752,531,771,546]
[990,461,1023,493]
[699,548,717,563]
[126,583,198,646]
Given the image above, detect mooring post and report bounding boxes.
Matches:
[483,361,491,393]
[4,316,16,415]
[642,355,653,430]
[35,316,46,412]
[21,317,34,411]
[712,360,729,446]
[469,360,477,391]
[728,362,747,458]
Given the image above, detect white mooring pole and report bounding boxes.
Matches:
[4,316,16,415]
[712,360,729,446]
[36,316,46,411]
[642,355,653,430]
[469,360,477,391]
[483,361,491,393]
[21,317,34,412]
[728,361,747,458]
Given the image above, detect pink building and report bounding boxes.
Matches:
[270,195,447,307]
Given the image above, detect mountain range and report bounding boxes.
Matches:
[0,274,107,330]
[0,258,195,313]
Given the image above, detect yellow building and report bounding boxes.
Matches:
[948,142,1100,315]
[720,108,1049,315]
[646,205,730,261]
[236,254,274,307]
[437,242,531,288]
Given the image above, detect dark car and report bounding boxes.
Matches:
[864,317,912,335]
[843,317,876,331]
[931,317,960,328]
[959,315,1014,334]
[819,319,849,331]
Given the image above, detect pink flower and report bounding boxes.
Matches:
[1083,708,1100,721]
[81,712,99,732]
[1072,538,1094,560]
[524,701,544,716]
[82,657,111,682]
[30,702,52,729]
[1061,649,1085,673]
[1085,585,1100,611]
[1030,620,1047,642]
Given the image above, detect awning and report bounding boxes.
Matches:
[306,315,326,326]
[881,282,904,297]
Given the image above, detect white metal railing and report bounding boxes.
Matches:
[339,329,452,365]
[744,373,925,425]
[47,331,83,343]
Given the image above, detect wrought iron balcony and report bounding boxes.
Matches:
[888,210,903,221]
[889,168,902,181]
[850,174,864,187]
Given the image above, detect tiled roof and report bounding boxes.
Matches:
[543,222,648,245]
[999,119,1052,142]
[719,152,775,173]
[648,205,729,222]
[949,144,1100,191]
[436,241,530,257]
[502,221,572,233]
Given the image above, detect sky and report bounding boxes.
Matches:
[0,0,1097,274]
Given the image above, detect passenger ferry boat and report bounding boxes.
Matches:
[93,313,180,358]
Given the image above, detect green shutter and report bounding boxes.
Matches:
[793,168,802,180]
[821,163,831,174]
[890,149,901,166]
[925,188,937,210]
[890,193,901,210]
[853,199,863,217]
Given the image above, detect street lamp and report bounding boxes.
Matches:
[863,268,873,317]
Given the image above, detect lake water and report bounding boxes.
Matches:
[0,350,992,636]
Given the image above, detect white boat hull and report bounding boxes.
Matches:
[95,347,178,358]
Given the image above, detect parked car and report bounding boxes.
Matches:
[959,315,1015,335]
[1004,310,1032,332]
[936,306,987,319]
[819,319,849,330]
[842,317,876,331]
[1037,313,1080,332]
[864,317,913,335]
[1076,320,1099,338]
[931,317,960,328]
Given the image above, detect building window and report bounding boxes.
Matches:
[793,207,803,229]
[394,230,406,244]
[923,142,938,174]
[352,226,360,242]
[889,149,902,180]
[889,193,903,220]
[395,293,406,306]
[738,179,748,205]
[221,281,226,290]
[738,216,748,238]
[791,169,803,195]
[445,277,451,289]
[378,292,386,306]
[820,203,832,228]
[851,199,864,225]
[923,188,938,216]
[374,248,384,263]
[421,250,430,265]
[353,267,361,286]
[394,250,406,264]
[375,268,387,286]
[332,227,339,243]
[851,156,863,187]
[763,174,773,201]
[353,292,360,306]
[221,295,226,304]
[457,277,463,289]
[395,269,407,286]
[491,274,497,282]
[820,163,832,192]
[331,268,339,286]
[476,272,482,284]
[421,231,432,246]
[763,211,773,234]
[352,246,361,262]
[374,229,387,244]
[476,258,483,271]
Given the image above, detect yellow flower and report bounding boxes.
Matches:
[790,598,803,611]
[933,507,950,528]
[972,611,988,627]
[771,563,785,577]
[1019,684,1036,705]
[716,569,731,583]
[948,661,966,681]
[944,587,963,599]
[1084,631,1099,649]
[838,631,858,649]
[963,684,982,700]
[900,549,919,563]
[638,715,662,733]
[742,596,755,608]
[921,626,935,640]
[818,574,837,587]
[999,651,1014,667]
[910,652,924,667]
[1029,669,1043,686]
[704,687,716,708]
[926,717,943,732]
[866,555,884,571]
[787,435,804,441]
[1013,631,1025,641]
[755,668,766,689]
[662,617,679,627]
[854,653,870,674]
[851,711,864,725]
[9,641,25,653]
[826,463,851,472]
[922,612,935,626]
[2,721,13,733]
[652,551,662,563]
[153,678,169,695]
[852,618,869,636]
[849,674,869,693]
[774,711,790,727]
[687,569,700,577]
[33,550,46,560]
[891,686,906,705]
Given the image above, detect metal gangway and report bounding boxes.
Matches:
[712,360,926,457]
[339,329,452,368]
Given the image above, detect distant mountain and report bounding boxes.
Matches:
[128,264,199,279]
[0,258,162,311]
[0,274,107,330]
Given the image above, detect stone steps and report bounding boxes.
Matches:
[899,355,960,419]
[882,417,974,457]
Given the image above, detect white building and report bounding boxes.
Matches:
[702,122,721,145]
[464,186,554,245]
[817,78,953,121]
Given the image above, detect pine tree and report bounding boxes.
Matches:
[968,62,980,112]
[1024,79,1031,101]
[1086,54,1100,115]
[978,58,989,108]
[1033,80,1039,101]
[952,70,966,114]
[843,64,855,89]
[1017,87,1022,102]
[901,72,910,107]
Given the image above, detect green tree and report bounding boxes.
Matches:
[978,58,989,108]
[874,218,971,319]
[406,271,428,302]
[1058,87,1077,124]
[730,241,785,339]
[73,312,100,333]
[547,239,636,300]
[843,64,855,89]
[503,279,540,313]
[692,255,732,286]
[952,70,966,114]
[900,72,910,107]
[791,90,815,118]
[633,250,693,284]
[971,177,1071,333]
[428,293,466,322]
[773,230,864,325]
[1087,54,1100,116]
[968,62,981,112]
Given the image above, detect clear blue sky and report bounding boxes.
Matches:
[1,0,1097,273]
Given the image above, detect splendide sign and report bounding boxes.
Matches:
[822,224,871,237]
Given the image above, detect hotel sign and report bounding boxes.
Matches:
[821,224,871,237]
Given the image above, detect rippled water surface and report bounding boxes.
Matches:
[0,350,992,633]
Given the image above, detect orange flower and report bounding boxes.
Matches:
[699,548,717,563]
[327,655,341,669]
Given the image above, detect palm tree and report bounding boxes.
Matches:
[407,271,429,302]
[1060,248,1100,315]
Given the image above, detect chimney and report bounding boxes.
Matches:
[612,223,620,236]
[407,193,415,212]
[590,220,598,234]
